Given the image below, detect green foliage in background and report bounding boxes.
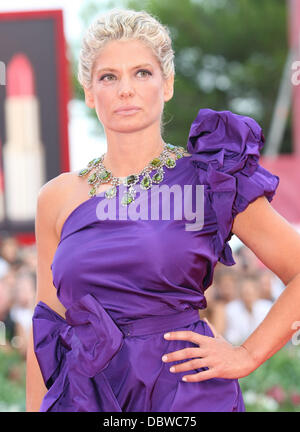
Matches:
[240,344,300,412]
[70,0,291,153]
[0,349,26,412]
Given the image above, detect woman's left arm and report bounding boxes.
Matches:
[162,196,300,382]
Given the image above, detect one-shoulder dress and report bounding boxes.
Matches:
[32,108,280,412]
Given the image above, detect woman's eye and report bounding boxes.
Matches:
[99,69,152,81]
[99,74,115,81]
[137,69,152,77]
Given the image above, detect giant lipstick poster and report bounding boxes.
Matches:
[0,10,71,241]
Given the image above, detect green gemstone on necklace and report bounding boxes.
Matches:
[88,172,97,184]
[124,174,138,186]
[78,167,90,176]
[150,157,162,168]
[99,170,111,181]
[105,185,117,198]
[88,158,98,167]
[89,186,97,197]
[121,193,134,206]
[176,153,183,159]
[166,143,176,150]
[152,172,163,183]
[140,175,152,189]
[92,157,102,166]
[165,158,176,168]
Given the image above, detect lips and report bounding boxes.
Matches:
[115,106,141,113]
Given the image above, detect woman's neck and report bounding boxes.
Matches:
[103,138,165,177]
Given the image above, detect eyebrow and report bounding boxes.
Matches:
[96,63,153,74]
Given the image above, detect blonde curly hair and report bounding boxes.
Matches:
[77,7,175,90]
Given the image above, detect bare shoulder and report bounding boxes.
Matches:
[39,170,79,197]
[37,173,74,229]
[37,170,87,239]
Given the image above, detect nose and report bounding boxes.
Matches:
[119,89,133,97]
[118,77,135,98]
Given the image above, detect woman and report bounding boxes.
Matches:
[26,8,300,412]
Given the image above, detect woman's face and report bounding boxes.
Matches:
[83,39,174,134]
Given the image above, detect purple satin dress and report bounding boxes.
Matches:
[32,108,280,412]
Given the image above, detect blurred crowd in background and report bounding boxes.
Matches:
[0,232,36,359]
[199,246,285,344]
[0,230,285,359]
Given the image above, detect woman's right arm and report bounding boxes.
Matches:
[26,174,68,412]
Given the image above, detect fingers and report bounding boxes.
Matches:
[162,347,204,363]
[167,358,209,373]
[182,368,217,382]
[161,328,222,382]
[164,330,210,345]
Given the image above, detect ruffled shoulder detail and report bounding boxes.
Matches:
[187,108,280,266]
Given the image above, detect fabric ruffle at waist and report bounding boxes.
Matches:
[32,293,200,412]
[32,293,125,411]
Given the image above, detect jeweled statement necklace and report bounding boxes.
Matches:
[78,142,186,206]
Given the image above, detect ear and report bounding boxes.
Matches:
[83,86,95,109]
[163,73,174,102]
